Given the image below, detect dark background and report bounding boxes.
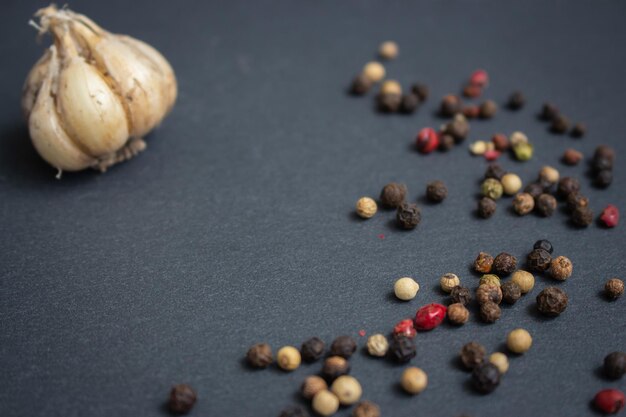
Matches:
[1,1,625,416]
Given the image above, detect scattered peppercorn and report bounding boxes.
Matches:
[536,287,568,316]
[440,272,460,293]
[355,197,378,219]
[536,194,557,217]
[246,343,273,368]
[377,92,401,113]
[551,256,573,281]
[491,133,509,151]
[474,252,494,273]
[277,346,301,371]
[478,197,497,218]
[539,165,560,185]
[470,140,488,155]
[540,102,559,121]
[415,127,439,154]
[527,248,552,272]
[463,105,480,119]
[476,284,503,305]
[331,375,362,405]
[411,83,429,101]
[604,352,626,379]
[279,405,310,417]
[350,74,373,95]
[513,141,533,161]
[469,69,489,87]
[301,375,328,399]
[401,367,428,394]
[566,192,589,212]
[450,286,472,306]
[600,205,620,228]
[394,318,417,339]
[353,401,380,417]
[595,169,613,188]
[482,178,504,200]
[592,156,614,173]
[493,253,517,276]
[479,274,501,287]
[444,114,470,142]
[605,278,624,300]
[572,206,593,227]
[448,302,470,325]
[511,270,535,294]
[506,328,532,354]
[461,342,487,370]
[501,281,522,304]
[489,352,509,374]
[557,177,580,198]
[507,91,525,110]
[533,239,553,253]
[593,389,625,414]
[440,94,461,117]
[414,303,447,331]
[525,183,544,199]
[472,363,501,394]
[513,192,535,216]
[426,180,448,203]
[330,336,356,359]
[479,100,497,119]
[321,356,350,382]
[378,41,399,60]
[362,61,385,82]
[550,114,569,134]
[396,203,421,230]
[594,145,615,163]
[510,131,529,146]
[501,173,522,195]
[484,163,506,180]
[562,148,583,166]
[479,301,501,323]
[400,93,420,114]
[388,335,416,363]
[366,334,389,357]
[463,84,482,98]
[380,80,401,96]
[380,182,407,208]
[394,277,420,301]
[438,133,455,151]
[570,122,585,137]
[484,149,501,161]
[312,390,340,417]
[301,337,325,363]
[169,384,197,415]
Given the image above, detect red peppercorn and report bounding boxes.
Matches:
[470,69,489,87]
[416,127,439,154]
[414,303,447,331]
[600,204,619,228]
[463,105,480,119]
[594,389,625,414]
[463,84,482,98]
[394,318,416,339]
[484,150,501,161]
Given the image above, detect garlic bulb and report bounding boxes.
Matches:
[22,5,177,174]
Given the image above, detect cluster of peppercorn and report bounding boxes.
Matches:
[593,351,626,414]
[469,131,534,162]
[539,102,586,137]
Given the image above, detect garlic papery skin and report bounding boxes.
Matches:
[22,5,177,173]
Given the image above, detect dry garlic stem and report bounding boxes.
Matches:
[22,5,177,173]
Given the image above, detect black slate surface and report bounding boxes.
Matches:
[1,1,625,416]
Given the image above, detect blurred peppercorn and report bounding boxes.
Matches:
[571,123,586,137]
[426,180,448,203]
[572,206,593,227]
[377,93,401,113]
[479,100,498,119]
[562,148,583,165]
[507,91,525,110]
[536,194,557,217]
[478,197,497,218]
[479,301,501,323]
[550,114,569,134]
[533,239,553,254]
[350,74,373,95]
[400,94,420,114]
[301,337,325,363]
[461,342,486,370]
[540,102,559,121]
[380,182,407,208]
[472,363,501,393]
[440,94,461,117]
[169,384,197,414]
[604,352,626,379]
[411,83,429,101]
[557,177,580,198]
[484,163,506,180]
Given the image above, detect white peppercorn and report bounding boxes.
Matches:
[379,41,399,60]
[312,390,340,416]
[362,62,385,82]
[394,277,419,300]
[501,173,523,195]
[489,352,509,374]
[366,334,389,357]
[400,367,428,394]
[330,375,362,405]
[507,328,532,354]
[355,197,377,219]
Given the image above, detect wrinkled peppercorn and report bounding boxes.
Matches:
[557,177,580,198]
[353,400,381,417]
[550,114,569,133]
[476,284,503,305]
[380,183,407,208]
[377,93,402,113]
[571,123,586,137]
[426,180,448,202]
[451,286,472,306]
[527,248,552,272]
[247,343,273,368]
[479,301,501,323]
[562,148,583,165]
[280,405,310,417]
[482,178,503,200]
[513,193,535,216]
[524,183,544,199]
[604,352,626,379]
[501,281,522,304]
[400,94,420,114]
[440,94,461,117]
[478,197,497,218]
[572,206,593,227]
[480,274,500,287]
[301,337,325,363]
[536,287,568,316]
[396,203,421,230]
[492,253,517,276]
[438,134,455,152]
[540,102,559,121]
[479,100,498,119]
[169,384,197,414]
[411,83,429,101]
[448,303,469,325]
[605,278,624,300]
[388,335,416,363]
[394,318,416,339]
[566,192,589,212]
[474,252,494,273]
[366,334,389,357]
[551,256,573,281]
[330,336,356,358]
[534,239,553,253]
[536,194,557,217]
[472,363,501,394]
[461,342,486,370]
[321,356,350,382]
[485,163,506,181]
[595,170,613,188]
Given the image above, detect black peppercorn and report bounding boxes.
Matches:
[478,197,497,219]
[440,94,461,117]
[594,145,615,163]
[426,180,448,203]
[501,281,522,304]
[396,203,421,230]
[169,384,197,414]
[389,335,416,363]
[540,102,559,121]
[557,177,580,198]
[329,335,356,359]
[400,94,420,114]
[550,114,569,134]
[592,157,614,173]
[536,287,568,316]
[445,117,470,142]
[484,163,506,181]
[507,91,525,110]
[350,74,373,95]
[604,352,626,380]
[524,183,544,200]
[279,405,310,417]
[527,248,552,272]
[492,253,517,276]
[571,206,593,227]
[438,134,455,152]
[380,182,407,208]
[566,192,589,212]
[377,93,402,113]
[247,343,273,368]
[321,356,350,382]
[472,363,501,394]
[536,194,557,217]
[479,301,501,323]
[451,286,472,306]
[595,170,613,188]
[571,123,586,137]
[479,100,498,119]
[460,342,486,370]
[533,239,554,254]
[411,83,429,101]
[301,337,325,363]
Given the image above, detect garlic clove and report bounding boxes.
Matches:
[22,49,51,119]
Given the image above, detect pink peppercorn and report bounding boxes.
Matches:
[394,319,416,339]
[600,205,619,228]
[414,303,447,331]
[484,150,501,161]
[594,389,625,414]
[416,128,439,154]
[470,69,489,87]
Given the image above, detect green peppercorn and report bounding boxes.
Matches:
[479,274,501,287]
[481,178,503,200]
[513,142,533,161]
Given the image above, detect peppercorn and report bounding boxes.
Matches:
[463,84,481,98]
[604,352,626,379]
[279,405,310,417]
[353,401,380,417]
[540,102,559,121]
[595,169,613,188]
[400,93,420,114]
[507,91,525,110]
[592,156,614,173]
[394,277,420,301]
[355,197,377,219]
[330,336,356,359]
[401,367,428,394]
[533,239,553,253]
[513,192,535,216]
[426,180,448,203]
[484,149,501,161]
[411,83,429,101]
[463,105,480,119]
[539,165,560,185]
[511,270,535,294]
[481,178,503,200]
[321,356,350,382]
[600,205,620,228]
[415,127,439,153]
[493,253,517,276]
[536,194,557,217]
[448,302,469,325]
[594,145,616,162]
[277,346,301,371]
[496,282,519,305]
[440,272,460,293]
[605,278,624,300]
[331,375,362,405]
[246,343,273,368]
[377,93,401,113]
[513,142,533,161]
[301,375,328,399]
[536,287,568,316]
[557,177,580,198]
[469,69,489,86]
[479,100,497,119]
[527,248,552,272]
[560,148,582,166]
[169,384,197,414]
[380,182,407,208]
[380,80,401,96]
[440,94,461,117]
[489,352,509,374]
[506,328,532,354]
[396,203,421,230]
[388,335,416,363]
[378,41,399,60]
[450,286,472,305]
[500,173,522,195]
[438,133,455,151]
[593,389,625,414]
[478,197,497,218]
[312,390,340,417]
[414,303,447,331]
[366,334,389,357]
[550,114,570,133]
[472,363,501,394]
[524,183,544,199]
[470,140,488,155]
[566,192,589,212]
[550,256,573,281]
[474,252,494,273]
[510,131,529,146]
[350,73,373,95]
[476,284,502,305]
[572,206,593,227]
[362,61,385,82]
[301,337,325,363]
[460,342,487,370]
[479,274,501,287]
[394,318,416,339]
[444,114,470,142]
[479,301,501,323]
[484,163,506,180]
